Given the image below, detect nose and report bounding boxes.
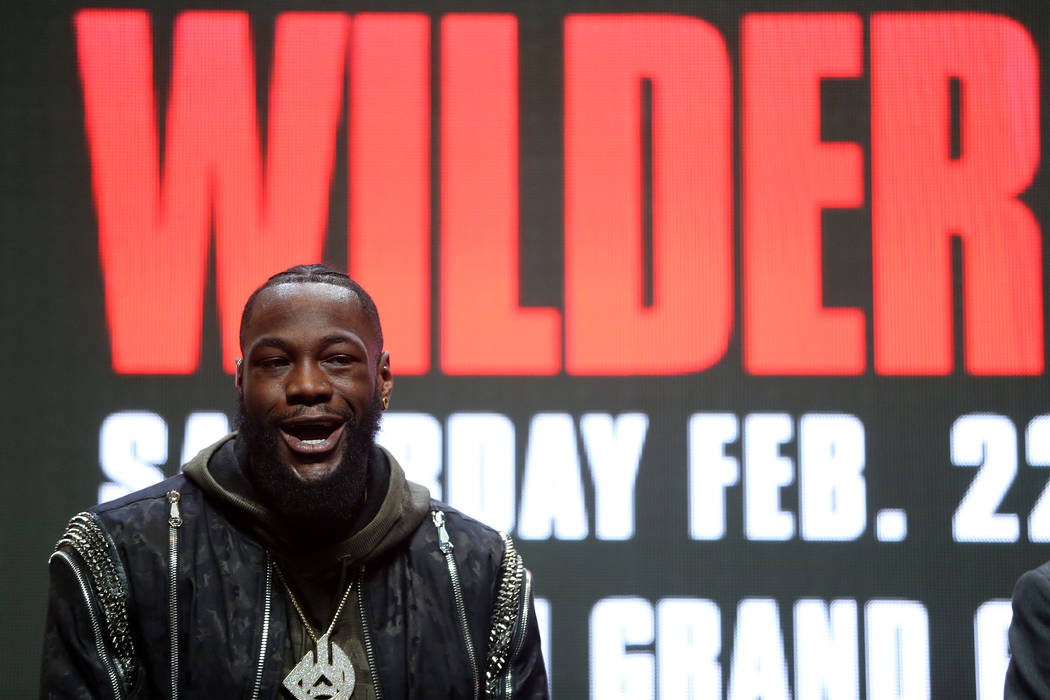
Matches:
[285,361,332,405]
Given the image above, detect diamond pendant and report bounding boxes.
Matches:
[283,632,356,700]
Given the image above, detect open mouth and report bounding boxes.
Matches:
[279,418,346,456]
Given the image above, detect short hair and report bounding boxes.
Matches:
[239,264,383,354]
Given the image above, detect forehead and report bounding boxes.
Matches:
[243,282,377,349]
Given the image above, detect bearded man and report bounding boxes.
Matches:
[40,264,549,700]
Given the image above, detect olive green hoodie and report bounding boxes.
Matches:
[183,433,431,699]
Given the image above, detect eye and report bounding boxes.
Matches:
[257,356,290,370]
[323,354,357,368]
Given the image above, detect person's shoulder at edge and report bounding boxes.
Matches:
[1006,560,1050,699]
[1014,561,1050,618]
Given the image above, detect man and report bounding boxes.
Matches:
[40,264,549,699]
[1007,561,1050,697]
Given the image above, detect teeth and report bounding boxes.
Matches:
[302,438,327,445]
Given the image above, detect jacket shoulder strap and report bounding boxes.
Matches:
[55,511,138,687]
[484,533,526,696]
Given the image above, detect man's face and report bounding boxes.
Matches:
[236,282,392,529]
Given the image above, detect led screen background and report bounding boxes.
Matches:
[2,1,1049,697]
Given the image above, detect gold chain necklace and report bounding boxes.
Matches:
[274,563,357,700]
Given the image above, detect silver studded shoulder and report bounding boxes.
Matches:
[56,512,137,688]
[484,533,525,696]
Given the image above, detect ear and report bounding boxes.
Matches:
[377,351,393,408]
[234,358,244,395]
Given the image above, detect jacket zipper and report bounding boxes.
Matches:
[432,510,480,700]
[50,549,125,700]
[357,566,384,700]
[250,554,273,700]
[503,570,533,699]
[167,490,182,700]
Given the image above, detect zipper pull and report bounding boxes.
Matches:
[432,510,453,554]
[167,490,183,527]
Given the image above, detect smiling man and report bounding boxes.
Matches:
[40,264,549,700]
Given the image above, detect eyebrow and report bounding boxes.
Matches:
[319,333,361,346]
[319,333,363,349]
[250,337,292,353]
[249,333,365,355]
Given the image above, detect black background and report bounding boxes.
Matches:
[3,1,1049,697]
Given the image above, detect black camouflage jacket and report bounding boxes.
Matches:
[40,471,548,699]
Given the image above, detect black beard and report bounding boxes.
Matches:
[237,391,383,542]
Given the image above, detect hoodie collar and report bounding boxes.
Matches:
[182,433,431,567]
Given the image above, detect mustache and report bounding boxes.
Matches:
[263,405,355,426]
